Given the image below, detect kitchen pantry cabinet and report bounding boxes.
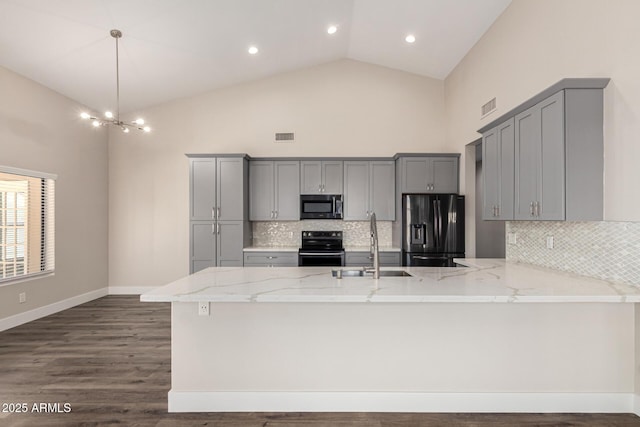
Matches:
[188,155,249,273]
[482,118,514,220]
[249,161,300,220]
[479,78,608,221]
[300,161,343,194]
[343,161,395,221]
[345,251,401,267]
[398,155,459,194]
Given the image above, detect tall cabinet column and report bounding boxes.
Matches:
[188,154,250,273]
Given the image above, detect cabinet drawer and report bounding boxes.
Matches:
[345,252,401,267]
[243,252,298,267]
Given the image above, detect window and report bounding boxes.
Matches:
[0,167,55,284]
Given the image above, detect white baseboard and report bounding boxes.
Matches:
[634,394,640,416]
[0,287,108,332]
[168,391,634,413]
[108,286,155,295]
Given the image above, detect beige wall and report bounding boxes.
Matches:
[109,59,446,287]
[445,0,640,222]
[0,66,108,320]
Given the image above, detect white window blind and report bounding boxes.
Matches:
[0,167,55,284]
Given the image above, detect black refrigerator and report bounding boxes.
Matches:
[402,194,465,267]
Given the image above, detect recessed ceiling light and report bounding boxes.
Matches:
[405,34,416,43]
[248,46,258,55]
[327,25,337,35]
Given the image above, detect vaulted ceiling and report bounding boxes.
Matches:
[0,0,511,113]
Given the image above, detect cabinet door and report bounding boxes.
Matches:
[370,161,395,220]
[216,157,245,221]
[190,221,216,273]
[249,161,274,221]
[216,221,245,266]
[190,158,216,221]
[274,161,300,220]
[322,161,344,194]
[538,91,565,220]
[300,161,322,194]
[400,157,429,193]
[514,105,540,220]
[343,161,370,220]
[482,127,500,220]
[482,119,514,220]
[431,157,459,193]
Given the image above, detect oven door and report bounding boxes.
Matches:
[298,251,345,267]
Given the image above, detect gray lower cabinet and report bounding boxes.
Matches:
[189,155,249,273]
[191,220,245,273]
[345,251,401,267]
[343,161,395,221]
[300,161,343,194]
[250,161,300,220]
[399,156,459,194]
[243,251,298,267]
[482,118,515,220]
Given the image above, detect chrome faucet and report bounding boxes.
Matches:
[369,212,380,279]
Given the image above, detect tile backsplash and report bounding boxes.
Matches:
[506,221,640,287]
[251,221,392,247]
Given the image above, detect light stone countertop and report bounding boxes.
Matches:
[140,259,640,304]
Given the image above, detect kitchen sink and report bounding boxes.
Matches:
[331,269,413,278]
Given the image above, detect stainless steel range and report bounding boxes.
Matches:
[298,231,345,267]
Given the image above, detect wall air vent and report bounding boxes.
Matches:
[481,97,497,118]
[275,132,295,142]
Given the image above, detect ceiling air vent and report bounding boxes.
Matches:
[275,132,295,142]
[481,97,497,118]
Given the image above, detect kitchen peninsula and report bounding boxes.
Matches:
[141,260,640,414]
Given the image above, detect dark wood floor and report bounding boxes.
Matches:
[1,295,639,426]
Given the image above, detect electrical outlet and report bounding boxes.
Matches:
[198,301,209,316]
[19,292,26,304]
[546,236,554,249]
[507,232,517,245]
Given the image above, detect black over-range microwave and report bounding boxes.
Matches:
[300,194,343,220]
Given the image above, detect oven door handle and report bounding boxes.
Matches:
[299,252,345,256]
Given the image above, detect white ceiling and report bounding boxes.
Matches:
[0,0,511,113]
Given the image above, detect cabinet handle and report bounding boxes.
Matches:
[366,211,370,218]
[319,184,322,192]
[212,224,215,234]
[535,201,540,217]
[267,256,278,260]
[275,210,278,219]
[217,207,221,219]
[496,205,500,217]
[530,202,535,216]
[212,207,215,220]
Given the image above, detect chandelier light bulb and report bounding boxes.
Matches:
[80,112,91,120]
[135,118,145,125]
[92,120,101,127]
[105,111,114,119]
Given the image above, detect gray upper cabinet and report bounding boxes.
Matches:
[190,157,245,221]
[300,161,343,194]
[399,156,459,194]
[482,118,515,220]
[343,161,395,221]
[188,155,249,273]
[250,160,300,221]
[479,79,608,222]
[514,91,566,220]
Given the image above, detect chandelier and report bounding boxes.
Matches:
[80,29,150,133]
